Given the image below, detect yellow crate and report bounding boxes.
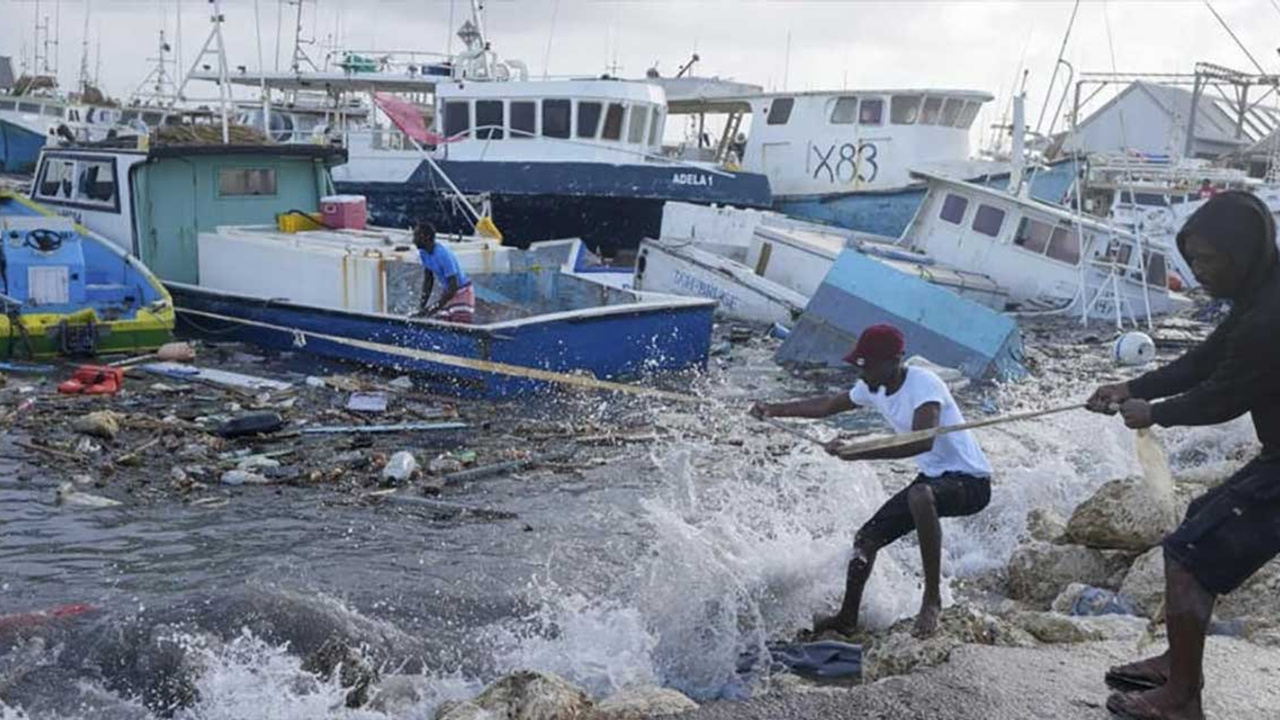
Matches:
[276,211,325,233]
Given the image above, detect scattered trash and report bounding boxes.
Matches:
[376,492,517,520]
[728,326,753,343]
[218,412,285,439]
[143,363,291,392]
[709,341,732,357]
[74,437,101,455]
[1068,586,1139,617]
[220,470,272,486]
[765,640,862,682]
[300,422,468,435]
[72,474,95,487]
[346,392,389,414]
[55,482,122,508]
[111,342,198,368]
[769,322,791,340]
[236,455,283,472]
[305,376,327,389]
[388,376,414,391]
[428,454,464,476]
[0,361,56,374]
[58,365,124,395]
[320,375,363,392]
[72,411,121,440]
[381,451,419,485]
[443,446,577,486]
[1113,331,1156,366]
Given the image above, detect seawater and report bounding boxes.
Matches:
[0,348,1260,718]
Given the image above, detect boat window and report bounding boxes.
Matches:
[577,101,602,138]
[1134,192,1167,206]
[859,98,884,125]
[18,102,41,114]
[957,100,982,129]
[648,110,663,147]
[0,100,15,110]
[1013,217,1053,253]
[142,112,163,126]
[920,97,943,125]
[939,193,969,225]
[218,168,277,197]
[602,103,625,140]
[44,105,65,118]
[767,97,794,125]
[627,105,649,144]
[1169,194,1185,205]
[891,95,921,125]
[1046,226,1081,264]
[1145,251,1168,287]
[36,157,77,200]
[510,100,536,139]
[830,97,858,125]
[1119,190,1134,204]
[971,204,1005,237]
[542,99,571,139]
[443,101,471,138]
[475,100,504,140]
[75,160,117,206]
[941,98,963,127]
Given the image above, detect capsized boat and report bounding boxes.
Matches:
[0,190,173,358]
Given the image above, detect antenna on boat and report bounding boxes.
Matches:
[177,0,233,143]
[1009,93,1028,198]
[77,0,92,97]
[132,29,179,108]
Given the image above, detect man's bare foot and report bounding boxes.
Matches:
[912,602,941,638]
[1105,654,1172,691]
[811,613,858,638]
[1106,687,1204,720]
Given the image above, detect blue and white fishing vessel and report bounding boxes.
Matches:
[196,2,771,256]
[662,83,1078,237]
[29,141,715,396]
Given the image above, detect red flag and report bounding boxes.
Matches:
[373,92,453,145]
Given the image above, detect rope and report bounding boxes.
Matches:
[176,307,704,403]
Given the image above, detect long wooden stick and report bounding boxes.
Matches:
[757,415,828,446]
[834,402,1087,455]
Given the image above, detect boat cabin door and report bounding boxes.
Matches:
[135,160,200,284]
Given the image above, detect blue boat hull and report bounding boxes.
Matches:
[167,283,714,398]
[335,160,772,256]
[0,118,45,175]
[776,249,1026,381]
[775,159,1080,237]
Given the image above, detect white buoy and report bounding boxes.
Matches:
[1114,332,1156,366]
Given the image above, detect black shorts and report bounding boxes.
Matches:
[855,472,992,549]
[1163,457,1280,595]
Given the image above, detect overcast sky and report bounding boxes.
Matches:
[3,0,1278,144]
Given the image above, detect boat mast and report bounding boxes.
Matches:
[177,0,233,143]
[77,0,92,96]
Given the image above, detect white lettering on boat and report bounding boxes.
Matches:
[672,173,713,187]
[672,269,738,310]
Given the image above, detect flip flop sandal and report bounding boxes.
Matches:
[1106,692,1203,720]
[1105,667,1167,692]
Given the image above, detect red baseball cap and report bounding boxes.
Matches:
[844,324,905,367]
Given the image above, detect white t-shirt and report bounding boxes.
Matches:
[849,366,992,478]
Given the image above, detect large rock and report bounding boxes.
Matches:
[862,606,1036,682]
[591,686,697,719]
[1025,508,1068,544]
[300,638,379,709]
[1216,558,1280,623]
[1009,612,1147,645]
[368,675,425,715]
[457,670,592,720]
[1049,583,1138,617]
[72,410,121,440]
[1006,542,1134,606]
[1066,477,1178,552]
[436,701,496,720]
[1119,547,1166,618]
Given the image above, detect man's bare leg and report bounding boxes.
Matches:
[1107,552,1211,720]
[813,541,879,636]
[907,484,943,637]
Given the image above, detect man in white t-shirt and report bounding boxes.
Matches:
[751,324,992,638]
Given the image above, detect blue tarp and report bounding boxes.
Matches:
[775,249,1027,381]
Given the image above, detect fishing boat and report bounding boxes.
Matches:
[28,141,715,396]
[633,201,1008,325]
[663,83,1079,237]
[191,2,772,256]
[0,189,173,358]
